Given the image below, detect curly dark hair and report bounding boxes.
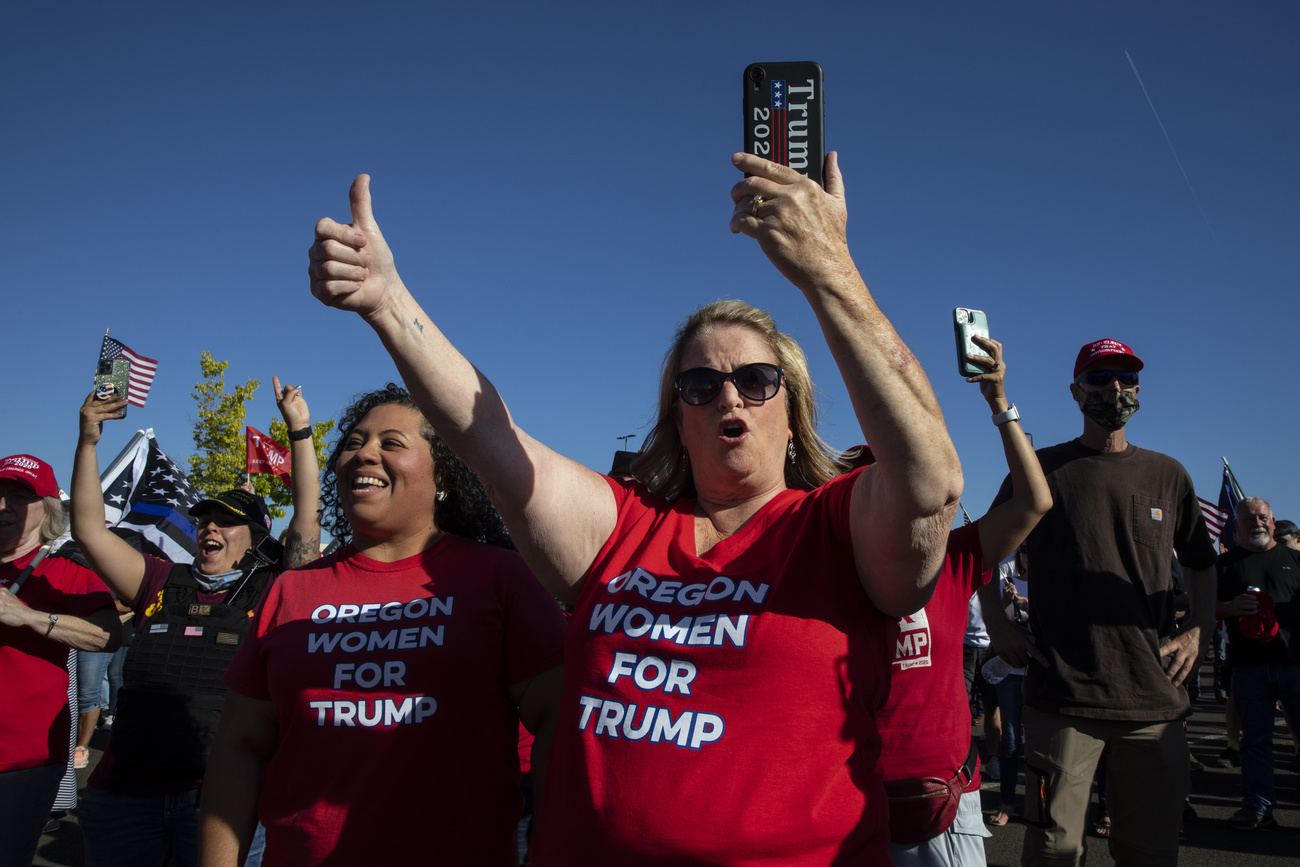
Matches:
[320,384,513,550]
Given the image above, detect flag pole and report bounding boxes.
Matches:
[1222,456,1245,498]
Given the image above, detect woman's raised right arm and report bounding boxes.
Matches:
[308,175,615,600]
[72,392,148,603]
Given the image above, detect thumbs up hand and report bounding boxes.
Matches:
[308,174,401,318]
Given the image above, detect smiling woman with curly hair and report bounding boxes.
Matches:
[319,383,512,549]
[201,385,565,867]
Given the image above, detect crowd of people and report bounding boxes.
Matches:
[0,151,1295,867]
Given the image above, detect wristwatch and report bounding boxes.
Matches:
[288,426,313,442]
[991,405,1020,426]
[45,613,58,635]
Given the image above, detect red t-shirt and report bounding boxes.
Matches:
[1,548,114,772]
[224,534,565,867]
[533,471,898,866]
[875,523,990,792]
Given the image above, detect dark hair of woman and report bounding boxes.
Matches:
[320,383,512,550]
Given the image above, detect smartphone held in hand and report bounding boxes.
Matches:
[93,358,130,418]
[743,62,825,186]
[953,308,991,377]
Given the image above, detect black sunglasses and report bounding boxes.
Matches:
[1079,370,1139,388]
[675,363,785,406]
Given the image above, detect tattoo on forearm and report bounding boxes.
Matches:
[282,531,320,568]
[414,318,423,333]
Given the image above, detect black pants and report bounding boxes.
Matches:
[0,763,63,867]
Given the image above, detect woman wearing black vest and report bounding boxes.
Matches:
[71,379,321,867]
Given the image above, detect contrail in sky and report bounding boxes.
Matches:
[1124,50,1219,244]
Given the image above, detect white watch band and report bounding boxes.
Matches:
[991,404,1020,426]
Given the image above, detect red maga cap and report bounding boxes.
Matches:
[1073,339,1144,379]
[0,454,60,498]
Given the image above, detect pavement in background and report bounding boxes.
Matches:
[33,661,1300,866]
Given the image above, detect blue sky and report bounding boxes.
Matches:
[5,2,1297,535]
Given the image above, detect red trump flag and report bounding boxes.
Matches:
[245,426,291,478]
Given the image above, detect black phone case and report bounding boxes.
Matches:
[743,62,825,187]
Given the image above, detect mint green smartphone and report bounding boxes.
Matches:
[953,308,990,377]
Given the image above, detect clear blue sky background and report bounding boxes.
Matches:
[5,2,1297,536]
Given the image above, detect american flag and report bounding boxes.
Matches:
[100,429,199,563]
[1217,463,1245,549]
[769,79,787,166]
[1197,496,1229,542]
[100,335,158,408]
[1197,463,1244,549]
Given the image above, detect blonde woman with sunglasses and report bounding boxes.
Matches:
[305,153,962,866]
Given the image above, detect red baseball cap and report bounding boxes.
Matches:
[1073,339,1144,379]
[0,454,60,498]
[1241,591,1279,643]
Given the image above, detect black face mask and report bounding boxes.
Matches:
[1077,387,1139,432]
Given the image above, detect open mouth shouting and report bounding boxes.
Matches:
[195,536,227,565]
[718,418,749,445]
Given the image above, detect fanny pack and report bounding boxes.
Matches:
[883,742,978,844]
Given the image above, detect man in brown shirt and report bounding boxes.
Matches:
[980,339,1218,866]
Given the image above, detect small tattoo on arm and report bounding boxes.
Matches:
[282,532,320,569]
[414,318,424,333]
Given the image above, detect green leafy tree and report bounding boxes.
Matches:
[188,352,334,520]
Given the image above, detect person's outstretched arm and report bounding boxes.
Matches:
[308,176,615,601]
[962,336,1051,667]
[965,336,1052,564]
[729,153,963,617]
[0,585,120,652]
[72,392,149,604]
[271,376,322,569]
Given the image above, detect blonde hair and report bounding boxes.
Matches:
[632,300,839,500]
[39,497,68,543]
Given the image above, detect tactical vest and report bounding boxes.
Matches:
[110,563,274,779]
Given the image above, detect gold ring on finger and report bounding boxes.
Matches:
[750,195,764,217]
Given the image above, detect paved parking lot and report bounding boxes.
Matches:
[33,662,1300,866]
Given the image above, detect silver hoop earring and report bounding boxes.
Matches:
[788,441,797,462]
